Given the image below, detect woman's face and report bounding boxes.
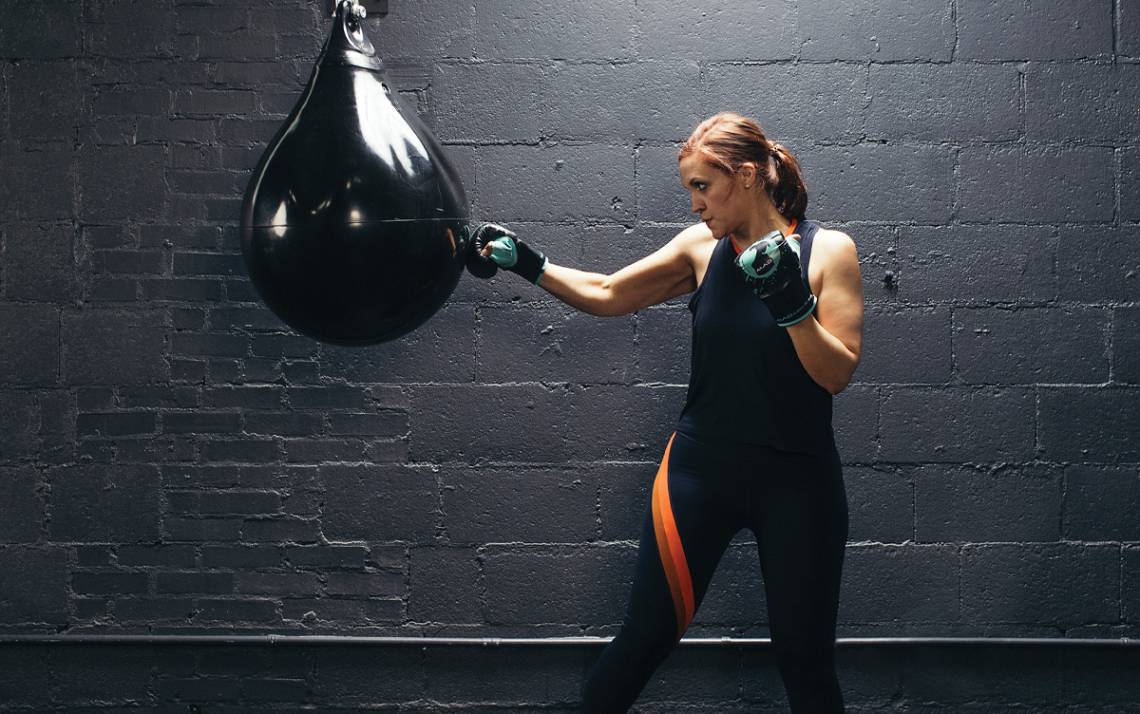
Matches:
[679,153,751,238]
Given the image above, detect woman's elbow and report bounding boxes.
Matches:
[590,281,631,317]
[828,357,861,395]
[591,297,630,317]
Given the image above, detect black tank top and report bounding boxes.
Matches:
[676,219,835,454]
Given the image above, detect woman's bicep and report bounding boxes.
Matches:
[600,232,697,316]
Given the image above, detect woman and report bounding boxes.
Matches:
[470,112,863,713]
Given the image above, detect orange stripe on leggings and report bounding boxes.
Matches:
[651,433,694,639]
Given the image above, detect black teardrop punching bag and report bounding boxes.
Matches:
[240,0,471,346]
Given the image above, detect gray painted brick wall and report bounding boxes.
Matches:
[1,0,1138,710]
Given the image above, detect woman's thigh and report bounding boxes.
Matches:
[750,447,848,648]
[621,431,744,640]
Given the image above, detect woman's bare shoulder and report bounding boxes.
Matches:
[677,221,716,242]
[811,227,858,266]
[673,221,716,255]
[812,226,855,249]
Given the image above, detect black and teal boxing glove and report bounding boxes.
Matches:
[470,222,548,285]
[735,230,817,327]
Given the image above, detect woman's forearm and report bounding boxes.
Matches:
[785,315,859,395]
[536,262,614,316]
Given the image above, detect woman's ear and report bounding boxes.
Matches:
[737,161,759,189]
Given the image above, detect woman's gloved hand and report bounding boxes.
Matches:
[735,230,817,327]
[470,222,548,285]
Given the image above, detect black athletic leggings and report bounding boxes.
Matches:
[581,429,848,713]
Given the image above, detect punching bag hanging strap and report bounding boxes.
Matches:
[325,0,388,18]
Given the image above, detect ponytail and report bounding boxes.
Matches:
[768,142,808,222]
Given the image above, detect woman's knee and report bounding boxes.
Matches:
[617,615,680,658]
[773,641,837,684]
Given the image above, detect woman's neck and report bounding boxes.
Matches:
[728,207,795,253]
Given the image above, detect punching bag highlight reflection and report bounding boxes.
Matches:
[241,0,470,346]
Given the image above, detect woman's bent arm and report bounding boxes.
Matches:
[786,233,864,394]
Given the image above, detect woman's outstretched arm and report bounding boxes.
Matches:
[490,225,702,317]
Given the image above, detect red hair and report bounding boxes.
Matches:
[679,112,808,221]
